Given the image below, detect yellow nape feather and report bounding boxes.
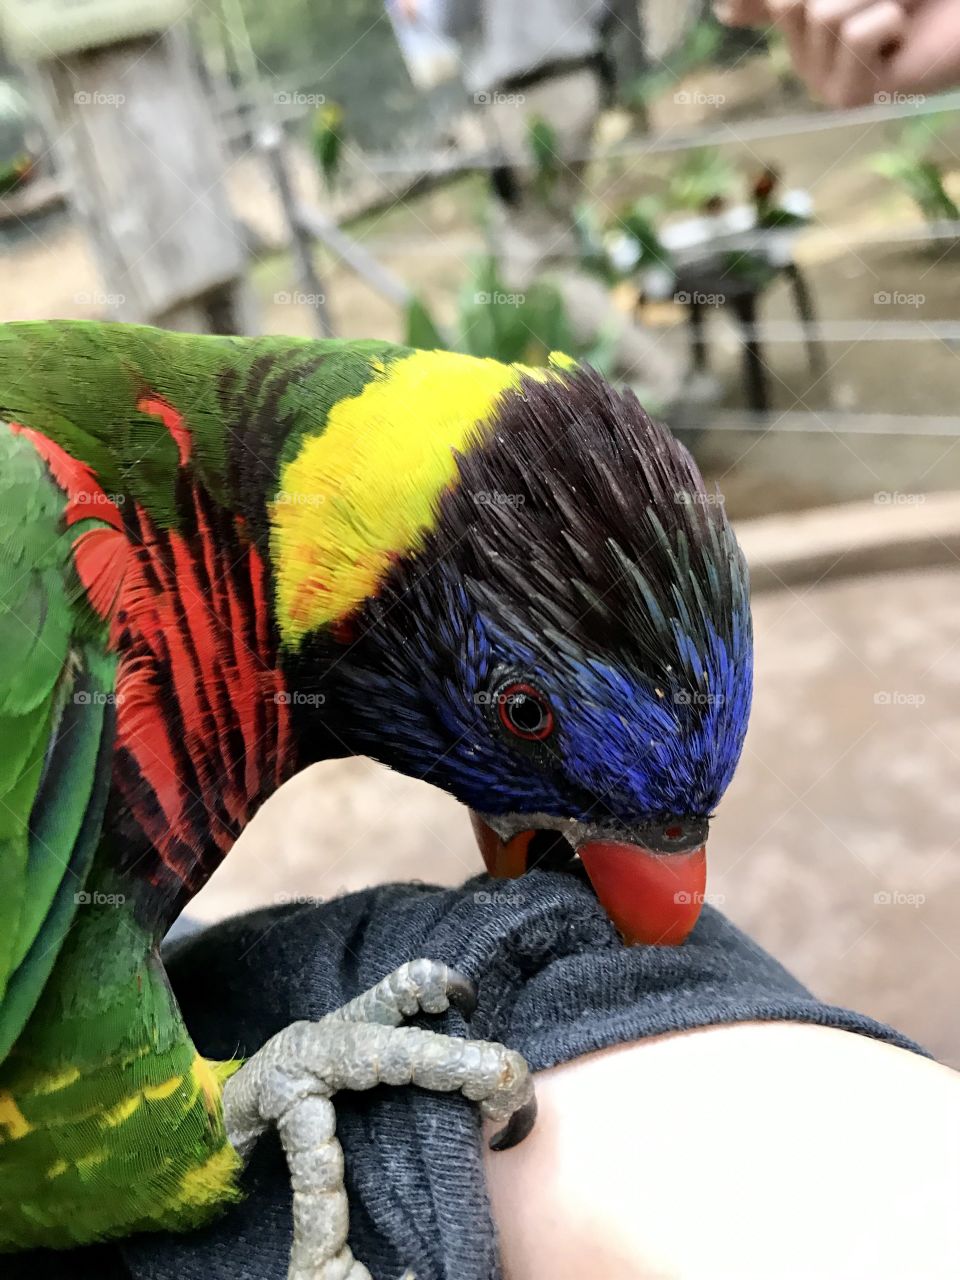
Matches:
[270,348,564,646]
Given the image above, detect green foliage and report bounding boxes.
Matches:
[527,116,560,203]
[572,204,618,284]
[574,195,676,286]
[666,148,737,213]
[404,258,616,376]
[868,113,960,224]
[754,204,807,230]
[618,199,672,270]
[404,296,447,351]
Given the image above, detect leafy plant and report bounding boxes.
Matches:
[666,148,738,213]
[618,199,672,270]
[868,113,960,224]
[527,115,560,204]
[576,198,675,287]
[572,203,620,285]
[404,257,616,375]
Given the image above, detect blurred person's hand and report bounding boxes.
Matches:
[714,0,960,107]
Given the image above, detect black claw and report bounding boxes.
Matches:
[488,1095,538,1151]
[446,970,478,1020]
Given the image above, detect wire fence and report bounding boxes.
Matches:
[356,90,960,176]
[694,411,960,437]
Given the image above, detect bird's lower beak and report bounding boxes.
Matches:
[469,811,707,946]
[577,839,706,946]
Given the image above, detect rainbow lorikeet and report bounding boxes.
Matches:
[0,321,752,1269]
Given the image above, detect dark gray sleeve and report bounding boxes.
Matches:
[14,870,927,1280]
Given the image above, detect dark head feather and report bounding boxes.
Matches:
[302,366,752,834]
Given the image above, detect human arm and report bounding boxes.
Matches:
[486,1020,960,1279]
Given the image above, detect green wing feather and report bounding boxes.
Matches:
[0,428,116,1065]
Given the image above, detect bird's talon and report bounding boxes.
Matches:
[444,969,478,1020]
[488,1094,538,1151]
[224,961,534,1278]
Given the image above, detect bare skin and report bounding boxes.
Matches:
[485,1021,960,1279]
[716,0,960,106]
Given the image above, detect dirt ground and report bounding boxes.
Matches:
[3,56,960,1064]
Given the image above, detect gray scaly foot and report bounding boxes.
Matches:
[222,958,536,1280]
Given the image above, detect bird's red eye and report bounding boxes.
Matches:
[496,681,555,742]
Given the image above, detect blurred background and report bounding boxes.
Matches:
[1,0,959,1063]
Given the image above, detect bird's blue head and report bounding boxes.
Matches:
[322,367,753,943]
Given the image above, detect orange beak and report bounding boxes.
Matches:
[470,812,707,946]
[577,839,706,946]
[470,810,536,879]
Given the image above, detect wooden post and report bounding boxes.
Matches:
[258,124,334,338]
[1,2,255,333]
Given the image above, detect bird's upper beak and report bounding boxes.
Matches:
[469,811,707,947]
